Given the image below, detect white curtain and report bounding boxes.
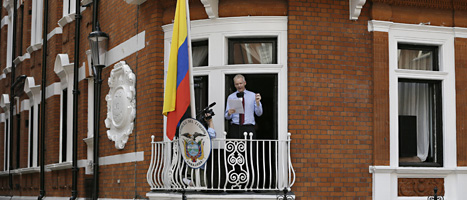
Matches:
[192,45,208,67]
[240,43,273,64]
[398,49,433,161]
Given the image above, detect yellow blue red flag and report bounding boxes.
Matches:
[163,0,191,140]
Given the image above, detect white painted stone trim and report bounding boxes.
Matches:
[0,94,10,110]
[13,53,31,65]
[20,100,29,112]
[454,27,467,38]
[47,27,63,41]
[46,82,61,99]
[105,31,146,68]
[369,20,467,39]
[349,0,366,20]
[99,151,144,166]
[58,13,76,28]
[1,16,7,28]
[200,0,218,19]
[46,161,72,171]
[26,43,42,54]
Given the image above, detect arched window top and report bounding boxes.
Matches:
[24,77,41,103]
[54,54,74,81]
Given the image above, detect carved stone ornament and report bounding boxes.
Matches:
[105,61,136,149]
[398,178,444,196]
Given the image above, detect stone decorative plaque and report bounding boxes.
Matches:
[105,61,136,149]
[398,178,444,196]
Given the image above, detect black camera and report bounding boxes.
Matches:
[197,102,216,121]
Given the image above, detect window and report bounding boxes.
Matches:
[163,17,288,140]
[194,76,208,115]
[37,103,40,167]
[13,108,20,169]
[4,118,9,171]
[61,88,68,162]
[30,0,43,47]
[54,54,73,164]
[192,40,208,67]
[228,38,277,64]
[6,13,13,69]
[397,44,443,167]
[29,106,33,167]
[63,0,76,16]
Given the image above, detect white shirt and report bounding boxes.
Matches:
[225,90,263,125]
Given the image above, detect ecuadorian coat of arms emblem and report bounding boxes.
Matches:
[179,118,211,168]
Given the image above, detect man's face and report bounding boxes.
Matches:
[234,78,246,92]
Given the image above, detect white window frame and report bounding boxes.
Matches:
[29,0,43,53]
[388,25,456,169]
[1,94,10,171]
[162,16,288,141]
[24,77,41,168]
[58,0,86,28]
[63,0,76,17]
[368,20,467,200]
[54,54,74,164]
[5,11,13,70]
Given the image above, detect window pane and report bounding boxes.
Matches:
[62,89,67,162]
[398,80,442,166]
[398,44,438,71]
[224,74,278,139]
[194,76,208,119]
[192,41,208,67]
[29,106,34,167]
[228,39,277,64]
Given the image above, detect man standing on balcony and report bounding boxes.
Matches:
[225,74,263,139]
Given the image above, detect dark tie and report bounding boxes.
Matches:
[240,98,244,125]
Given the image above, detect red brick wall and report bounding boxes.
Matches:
[372,32,389,166]
[288,0,373,199]
[456,38,467,166]
[2,0,467,199]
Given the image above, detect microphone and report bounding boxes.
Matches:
[236,92,244,100]
[207,102,216,108]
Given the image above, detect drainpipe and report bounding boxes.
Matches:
[92,1,100,200]
[9,0,17,190]
[70,0,82,199]
[38,0,49,199]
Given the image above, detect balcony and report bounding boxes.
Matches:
[146,133,295,199]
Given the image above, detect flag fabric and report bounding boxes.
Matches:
[163,0,191,141]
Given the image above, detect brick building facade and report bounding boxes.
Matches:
[0,0,466,199]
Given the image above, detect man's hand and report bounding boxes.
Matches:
[228,109,236,116]
[255,93,261,105]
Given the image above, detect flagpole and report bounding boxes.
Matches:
[185,0,196,118]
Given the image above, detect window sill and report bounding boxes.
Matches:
[3,66,11,74]
[58,13,76,28]
[46,161,72,171]
[26,43,43,54]
[18,167,40,174]
[13,53,31,65]
[369,166,467,175]
[0,171,9,176]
